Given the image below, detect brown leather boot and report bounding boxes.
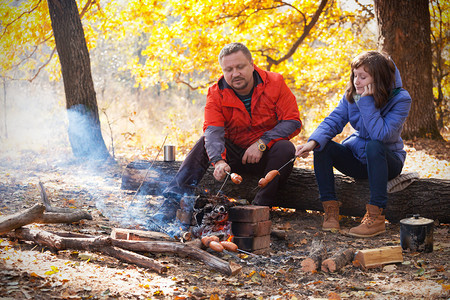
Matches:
[322,200,341,231]
[348,204,386,237]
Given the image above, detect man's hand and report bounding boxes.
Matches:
[295,140,318,158]
[242,142,264,164]
[213,160,231,181]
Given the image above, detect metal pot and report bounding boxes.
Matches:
[400,214,434,253]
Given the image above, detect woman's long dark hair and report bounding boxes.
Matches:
[346,51,396,108]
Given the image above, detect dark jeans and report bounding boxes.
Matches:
[164,136,296,206]
[313,140,403,208]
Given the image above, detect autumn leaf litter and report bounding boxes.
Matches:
[0,138,449,299]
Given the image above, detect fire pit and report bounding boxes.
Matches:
[144,192,271,252]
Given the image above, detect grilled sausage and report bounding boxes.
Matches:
[264,170,280,182]
[209,241,224,252]
[220,241,238,252]
[258,177,268,188]
[201,235,219,247]
[230,173,243,184]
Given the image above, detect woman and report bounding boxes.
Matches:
[296,51,411,237]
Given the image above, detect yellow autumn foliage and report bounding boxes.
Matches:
[1,0,379,140]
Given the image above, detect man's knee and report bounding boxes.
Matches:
[270,139,295,156]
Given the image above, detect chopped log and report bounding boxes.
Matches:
[111,239,242,276]
[321,248,355,273]
[270,229,288,240]
[301,239,327,272]
[121,160,450,223]
[111,228,242,276]
[353,246,403,270]
[0,204,45,235]
[9,227,168,274]
[111,228,172,241]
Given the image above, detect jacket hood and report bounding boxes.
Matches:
[393,60,403,89]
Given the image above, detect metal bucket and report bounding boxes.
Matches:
[400,214,434,253]
[164,145,176,161]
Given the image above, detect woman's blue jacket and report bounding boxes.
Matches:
[309,65,412,164]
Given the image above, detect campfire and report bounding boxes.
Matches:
[144,192,243,241]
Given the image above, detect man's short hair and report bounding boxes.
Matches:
[218,43,253,64]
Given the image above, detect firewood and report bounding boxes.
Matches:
[0,203,92,236]
[301,239,327,272]
[0,182,93,235]
[321,248,355,272]
[39,181,93,218]
[9,227,168,274]
[110,228,241,276]
[0,203,45,235]
[111,239,242,276]
[353,246,403,269]
[39,211,93,224]
[111,228,172,241]
[270,229,288,240]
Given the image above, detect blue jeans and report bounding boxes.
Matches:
[313,140,403,208]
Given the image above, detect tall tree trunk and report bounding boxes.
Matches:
[374,0,442,140]
[47,0,111,160]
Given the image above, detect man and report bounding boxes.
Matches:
[152,42,301,224]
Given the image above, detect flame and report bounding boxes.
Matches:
[228,197,237,202]
[227,235,234,242]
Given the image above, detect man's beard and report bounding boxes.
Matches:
[231,77,248,92]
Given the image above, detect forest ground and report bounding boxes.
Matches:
[0,137,449,299]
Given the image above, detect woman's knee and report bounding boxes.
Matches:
[366,140,385,159]
[314,140,338,159]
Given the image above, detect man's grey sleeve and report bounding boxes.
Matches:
[204,125,226,164]
[260,120,301,144]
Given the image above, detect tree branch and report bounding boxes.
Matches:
[354,0,374,18]
[0,0,43,39]
[175,75,215,91]
[28,47,56,82]
[79,0,96,18]
[264,0,328,70]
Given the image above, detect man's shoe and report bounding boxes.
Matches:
[348,204,386,237]
[322,200,341,231]
[151,197,180,223]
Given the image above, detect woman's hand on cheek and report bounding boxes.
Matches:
[361,83,374,97]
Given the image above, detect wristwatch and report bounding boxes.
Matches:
[257,139,266,152]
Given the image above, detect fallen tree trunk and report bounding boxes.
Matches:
[121,160,450,223]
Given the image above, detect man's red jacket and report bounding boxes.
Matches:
[203,65,302,164]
